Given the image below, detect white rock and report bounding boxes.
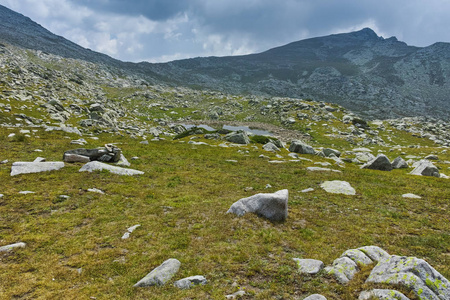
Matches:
[402,193,421,199]
[320,181,356,195]
[293,258,324,275]
[88,188,104,194]
[134,258,181,287]
[11,161,65,176]
[173,275,207,289]
[79,161,144,176]
[0,242,26,252]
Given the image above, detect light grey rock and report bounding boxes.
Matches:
[353,147,372,152]
[140,140,149,145]
[289,140,315,154]
[127,224,141,233]
[302,188,314,193]
[425,154,439,160]
[116,154,131,167]
[64,145,121,163]
[19,191,35,194]
[306,167,342,173]
[314,162,332,166]
[366,255,450,300]
[71,138,87,145]
[79,161,144,176]
[323,148,341,157]
[33,157,46,162]
[342,249,373,266]
[121,232,130,240]
[0,242,26,252]
[87,188,104,194]
[225,290,246,299]
[402,193,421,199]
[361,154,392,171]
[134,258,181,287]
[64,154,90,163]
[357,246,390,263]
[410,160,440,177]
[320,181,356,195]
[0,159,8,164]
[227,189,288,221]
[263,142,280,152]
[355,152,376,163]
[225,131,250,144]
[11,161,64,176]
[391,156,408,169]
[326,257,358,284]
[303,295,327,300]
[0,194,3,198]
[359,289,409,300]
[293,258,324,275]
[173,275,207,289]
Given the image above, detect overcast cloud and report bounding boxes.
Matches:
[1,0,450,63]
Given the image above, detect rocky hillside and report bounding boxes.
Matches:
[1,5,449,121]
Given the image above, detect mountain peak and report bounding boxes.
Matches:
[350,27,380,40]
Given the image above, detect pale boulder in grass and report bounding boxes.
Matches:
[11,161,64,176]
[293,258,324,275]
[173,275,207,289]
[79,161,144,176]
[227,189,288,221]
[361,154,392,171]
[0,242,26,252]
[410,160,440,177]
[320,181,356,195]
[134,258,181,287]
[304,295,327,300]
[358,289,409,300]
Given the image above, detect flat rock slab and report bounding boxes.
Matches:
[0,242,26,252]
[320,181,356,195]
[79,161,144,176]
[173,275,207,289]
[402,193,421,199]
[293,258,324,275]
[11,161,64,176]
[304,295,327,300]
[227,189,288,221]
[366,255,450,300]
[134,258,181,287]
[307,167,342,173]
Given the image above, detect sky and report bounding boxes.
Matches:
[1,0,450,63]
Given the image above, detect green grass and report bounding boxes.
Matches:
[0,126,449,299]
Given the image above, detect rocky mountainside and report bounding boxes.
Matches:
[1,4,449,120]
[148,28,450,120]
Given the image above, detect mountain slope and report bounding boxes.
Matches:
[0,4,449,120]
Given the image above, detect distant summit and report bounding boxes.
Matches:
[0,4,449,120]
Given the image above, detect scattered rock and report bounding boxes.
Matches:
[122,224,141,239]
[227,189,288,221]
[306,167,342,173]
[358,289,409,300]
[301,188,314,193]
[0,242,26,252]
[289,140,315,154]
[19,191,35,194]
[87,188,104,194]
[425,154,439,160]
[225,131,250,144]
[79,161,144,176]
[402,193,421,199]
[323,148,341,157]
[134,258,181,287]
[293,258,324,275]
[326,257,358,284]
[263,142,280,152]
[391,156,408,169]
[33,157,46,162]
[303,295,327,300]
[366,255,450,300]
[11,161,65,176]
[64,145,121,163]
[173,275,207,289]
[116,154,131,167]
[410,160,440,177]
[361,154,392,171]
[225,290,246,299]
[71,138,87,145]
[320,181,356,195]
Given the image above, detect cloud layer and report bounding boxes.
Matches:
[1,0,450,63]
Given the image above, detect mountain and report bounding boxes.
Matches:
[0,4,449,120]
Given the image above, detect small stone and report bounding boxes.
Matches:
[173,275,207,289]
[121,232,130,240]
[134,258,181,287]
[33,157,46,162]
[425,154,438,160]
[306,167,342,173]
[402,193,421,199]
[0,242,26,252]
[301,188,314,193]
[19,191,35,194]
[303,295,327,300]
[359,289,409,300]
[225,291,246,299]
[88,188,104,194]
[140,140,149,145]
[293,258,324,275]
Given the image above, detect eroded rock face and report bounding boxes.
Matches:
[366,255,450,300]
[134,258,181,287]
[227,189,288,221]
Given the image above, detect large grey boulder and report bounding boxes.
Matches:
[263,142,280,152]
[359,289,409,300]
[289,140,315,154]
[134,258,181,287]
[355,152,375,163]
[366,255,450,300]
[225,131,250,144]
[391,156,408,169]
[79,161,144,176]
[320,181,356,195]
[325,257,358,284]
[63,144,121,163]
[293,258,324,275]
[11,162,64,176]
[361,154,392,171]
[227,189,288,221]
[173,275,207,289]
[410,160,440,177]
[64,154,90,163]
